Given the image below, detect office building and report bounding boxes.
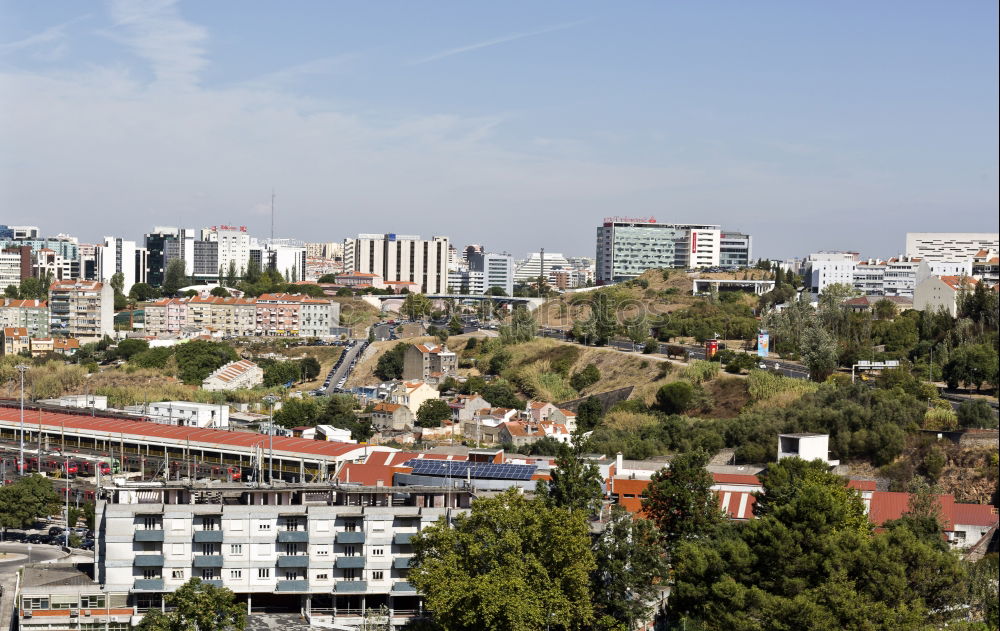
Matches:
[48,280,114,341]
[469,252,514,296]
[804,252,859,295]
[263,240,307,282]
[0,248,28,289]
[596,218,748,283]
[343,234,450,294]
[905,232,1000,262]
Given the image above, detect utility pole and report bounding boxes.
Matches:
[17,364,28,476]
[264,395,279,484]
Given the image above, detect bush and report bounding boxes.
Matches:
[682,360,720,384]
[375,343,408,381]
[923,406,958,431]
[956,399,998,429]
[115,338,149,360]
[569,364,601,391]
[724,353,757,374]
[488,349,513,376]
[642,339,659,354]
[656,381,696,414]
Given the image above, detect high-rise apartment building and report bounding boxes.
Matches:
[98,237,138,294]
[468,252,514,296]
[48,280,114,341]
[203,225,251,277]
[343,234,449,294]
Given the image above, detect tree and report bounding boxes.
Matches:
[409,489,595,631]
[625,315,649,348]
[400,293,432,320]
[162,259,187,295]
[481,381,521,409]
[655,381,695,414]
[447,314,464,336]
[225,260,239,287]
[536,440,603,515]
[263,360,301,387]
[591,505,668,628]
[210,286,231,297]
[943,343,998,391]
[173,340,239,385]
[109,271,125,296]
[576,396,604,432]
[300,356,322,381]
[500,305,537,344]
[872,298,898,321]
[374,343,408,381]
[4,285,17,298]
[18,276,48,300]
[591,292,618,345]
[800,321,838,381]
[416,399,452,427]
[318,273,338,283]
[272,397,320,428]
[0,474,61,530]
[956,399,998,429]
[129,282,160,301]
[135,578,246,631]
[569,364,601,392]
[115,338,149,360]
[641,450,722,556]
[318,394,373,442]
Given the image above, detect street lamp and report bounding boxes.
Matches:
[263,394,280,484]
[16,364,28,476]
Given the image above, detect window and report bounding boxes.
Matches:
[142,570,159,580]
[344,520,358,532]
[258,568,270,579]
[81,595,105,608]
[372,571,384,580]
[171,569,185,579]
[344,569,357,580]
[201,569,218,580]
[315,573,328,580]
[142,517,159,530]
[202,518,219,531]
[230,569,242,579]
[258,522,271,531]
[229,544,243,555]
[22,597,49,610]
[371,548,384,556]
[284,571,299,580]
[315,546,329,556]
[344,545,356,556]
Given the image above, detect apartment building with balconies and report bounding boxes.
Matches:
[48,280,113,342]
[97,480,470,628]
[0,298,49,336]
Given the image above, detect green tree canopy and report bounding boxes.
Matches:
[641,449,722,556]
[375,343,408,381]
[536,440,603,515]
[0,474,61,529]
[162,259,188,295]
[129,282,160,301]
[115,338,149,360]
[135,578,246,631]
[174,340,239,385]
[655,381,695,414]
[409,489,596,631]
[416,398,452,427]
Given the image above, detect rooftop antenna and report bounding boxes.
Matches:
[270,190,275,243]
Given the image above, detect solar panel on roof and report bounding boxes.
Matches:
[402,459,536,481]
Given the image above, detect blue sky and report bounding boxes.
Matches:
[1,1,997,259]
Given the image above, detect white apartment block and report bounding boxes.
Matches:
[0,249,24,289]
[343,234,450,294]
[48,280,114,341]
[97,481,469,627]
[299,298,341,338]
[203,225,252,277]
[129,401,231,428]
[805,252,858,295]
[265,241,308,282]
[514,251,572,284]
[905,232,1000,262]
[202,359,264,391]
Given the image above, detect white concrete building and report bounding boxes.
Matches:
[514,251,572,284]
[97,480,468,627]
[805,252,859,295]
[203,225,252,277]
[777,433,839,466]
[913,275,978,317]
[343,234,450,294]
[48,279,114,341]
[905,232,1000,262]
[139,401,231,428]
[98,236,139,295]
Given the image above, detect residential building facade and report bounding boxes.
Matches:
[401,344,456,383]
[343,234,450,294]
[48,280,114,341]
[905,232,1000,262]
[0,298,49,336]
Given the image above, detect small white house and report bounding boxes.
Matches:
[39,394,109,410]
[315,425,356,443]
[777,433,839,467]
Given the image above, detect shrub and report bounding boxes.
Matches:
[569,364,601,391]
[682,360,720,384]
[956,399,998,429]
[643,339,659,354]
[656,381,696,414]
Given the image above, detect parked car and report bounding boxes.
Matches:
[48,526,64,537]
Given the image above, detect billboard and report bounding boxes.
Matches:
[757,332,769,358]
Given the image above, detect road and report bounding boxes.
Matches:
[320,342,366,394]
[372,323,393,341]
[537,328,812,379]
[1,542,66,628]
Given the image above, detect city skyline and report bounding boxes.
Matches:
[2,1,998,260]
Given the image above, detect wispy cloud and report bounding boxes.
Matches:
[238,54,359,89]
[105,0,207,87]
[408,19,589,65]
[0,14,90,58]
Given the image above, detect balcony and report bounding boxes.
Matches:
[334,580,368,593]
[133,579,164,591]
[276,531,309,543]
[335,556,365,569]
[201,580,223,588]
[192,555,223,568]
[276,555,309,568]
[193,530,224,543]
[134,530,164,542]
[336,532,365,544]
[392,582,417,594]
[393,532,415,545]
[275,580,309,592]
[134,555,164,567]
[393,556,412,569]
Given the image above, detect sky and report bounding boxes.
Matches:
[1,1,997,260]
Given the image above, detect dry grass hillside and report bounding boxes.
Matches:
[535,267,768,329]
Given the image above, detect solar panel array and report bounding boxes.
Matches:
[403,459,536,481]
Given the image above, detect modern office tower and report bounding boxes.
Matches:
[595,218,743,283]
[343,234,450,294]
[144,227,187,286]
[905,232,1000,262]
[48,279,114,341]
[468,252,514,295]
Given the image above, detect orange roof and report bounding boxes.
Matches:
[951,502,999,526]
[0,408,366,460]
[373,402,403,413]
[3,327,28,337]
[712,472,762,486]
[939,275,978,291]
[0,299,46,308]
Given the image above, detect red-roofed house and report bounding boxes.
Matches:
[202,359,264,391]
[371,402,415,431]
[1,326,30,355]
